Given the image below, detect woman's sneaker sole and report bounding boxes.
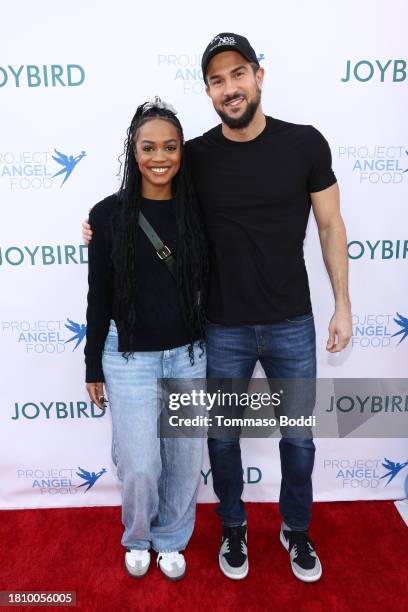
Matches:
[160,568,186,581]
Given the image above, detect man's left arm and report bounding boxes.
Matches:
[311,182,352,353]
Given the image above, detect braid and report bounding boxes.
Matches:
[111,99,208,361]
[174,155,208,360]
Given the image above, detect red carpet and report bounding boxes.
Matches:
[0,501,406,612]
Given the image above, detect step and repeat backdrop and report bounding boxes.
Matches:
[1,0,407,509]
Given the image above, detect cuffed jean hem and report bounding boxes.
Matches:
[282,520,310,531]
[152,546,187,553]
[128,543,188,553]
[221,519,247,527]
[128,544,151,551]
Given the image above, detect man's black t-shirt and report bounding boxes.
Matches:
[186,116,337,324]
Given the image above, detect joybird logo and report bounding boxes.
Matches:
[340,59,406,83]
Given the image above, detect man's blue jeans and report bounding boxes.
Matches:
[205,313,316,531]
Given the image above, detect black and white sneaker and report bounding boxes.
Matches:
[280,523,322,582]
[219,523,248,580]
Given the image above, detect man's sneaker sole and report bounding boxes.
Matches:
[218,553,249,580]
[124,557,150,579]
[279,529,322,583]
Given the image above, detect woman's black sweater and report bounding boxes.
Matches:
[84,194,196,382]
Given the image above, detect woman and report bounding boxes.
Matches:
[85,97,208,580]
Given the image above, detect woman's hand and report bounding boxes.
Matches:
[86,382,106,408]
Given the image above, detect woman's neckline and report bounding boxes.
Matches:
[142,197,174,203]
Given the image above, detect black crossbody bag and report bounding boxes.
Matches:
[138,212,177,279]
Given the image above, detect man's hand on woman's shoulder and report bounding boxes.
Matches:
[82,207,93,244]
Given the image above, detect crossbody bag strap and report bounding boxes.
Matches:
[138,211,177,279]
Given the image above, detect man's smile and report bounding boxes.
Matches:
[224,95,246,109]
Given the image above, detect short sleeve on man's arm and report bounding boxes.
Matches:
[307,127,337,193]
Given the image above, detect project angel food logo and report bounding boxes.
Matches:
[338,146,407,184]
[0,148,86,190]
[156,51,265,95]
[352,312,408,348]
[1,318,86,354]
[16,466,107,496]
[323,457,408,489]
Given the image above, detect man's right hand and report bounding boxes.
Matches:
[82,208,93,245]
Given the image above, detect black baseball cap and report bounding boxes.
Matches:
[201,32,259,81]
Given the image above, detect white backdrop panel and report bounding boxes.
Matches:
[1,0,407,509]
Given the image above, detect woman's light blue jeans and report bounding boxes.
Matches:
[102,320,206,553]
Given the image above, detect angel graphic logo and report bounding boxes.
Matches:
[64,318,86,350]
[76,467,107,492]
[52,149,86,186]
[380,458,408,486]
[391,312,408,344]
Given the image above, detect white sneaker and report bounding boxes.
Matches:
[125,549,151,578]
[157,551,186,580]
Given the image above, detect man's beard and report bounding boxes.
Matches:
[215,86,261,129]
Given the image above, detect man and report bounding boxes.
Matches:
[83,33,352,583]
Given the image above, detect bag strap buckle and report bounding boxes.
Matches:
[157,245,171,261]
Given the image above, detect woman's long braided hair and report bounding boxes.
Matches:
[111,99,208,362]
